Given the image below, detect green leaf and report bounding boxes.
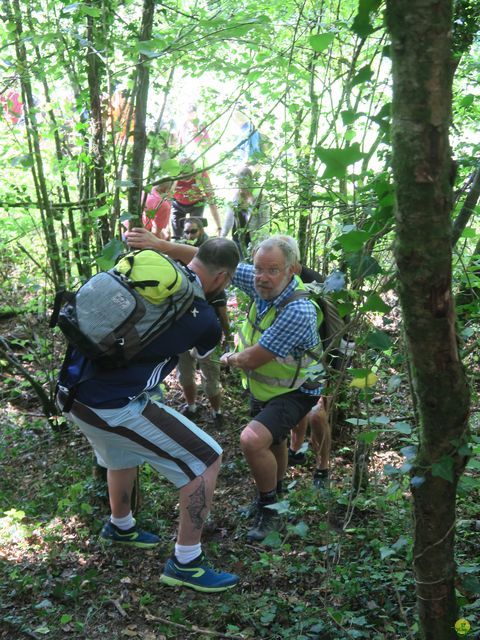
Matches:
[309,32,335,52]
[341,109,362,125]
[384,464,399,476]
[351,65,373,86]
[392,535,409,551]
[80,5,101,17]
[160,158,181,176]
[346,253,382,278]
[60,614,73,624]
[223,23,256,37]
[366,330,392,350]
[460,576,480,595]
[393,422,412,435]
[266,500,290,514]
[380,546,395,560]
[460,94,475,108]
[346,418,369,426]
[351,0,382,38]
[401,445,417,460]
[80,502,93,514]
[360,293,391,314]
[349,368,371,377]
[431,456,454,482]
[336,229,370,252]
[316,143,364,178]
[262,531,282,548]
[88,205,109,219]
[337,302,355,317]
[357,430,380,444]
[291,521,309,538]
[370,415,390,425]
[136,38,168,53]
[387,375,402,392]
[96,238,125,271]
[461,227,476,238]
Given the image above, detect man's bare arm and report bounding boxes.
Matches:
[125,227,198,263]
[220,343,275,371]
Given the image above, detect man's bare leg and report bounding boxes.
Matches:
[107,468,138,518]
[177,456,221,545]
[240,420,276,492]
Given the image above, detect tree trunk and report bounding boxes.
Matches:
[385,2,470,638]
[6,0,65,289]
[86,3,109,246]
[127,0,155,228]
[452,164,480,247]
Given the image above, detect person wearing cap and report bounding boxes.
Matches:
[177,218,230,427]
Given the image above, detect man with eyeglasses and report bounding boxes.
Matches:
[177,218,231,427]
[219,235,323,541]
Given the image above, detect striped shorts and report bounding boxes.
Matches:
[65,392,222,488]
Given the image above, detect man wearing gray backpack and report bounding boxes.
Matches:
[56,238,240,593]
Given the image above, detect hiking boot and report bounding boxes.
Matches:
[246,504,284,542]
[313,469,330,493]
[180,404,199,420]
[160,554,239,593]
[288,447,307,466]
[100,521,160,548]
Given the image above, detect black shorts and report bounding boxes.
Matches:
[249,390,319,444]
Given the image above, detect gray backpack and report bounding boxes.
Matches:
[51,249,203,368]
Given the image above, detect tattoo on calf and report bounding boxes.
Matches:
[187,477,207,530]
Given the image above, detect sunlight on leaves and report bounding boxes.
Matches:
[309,32,335,52]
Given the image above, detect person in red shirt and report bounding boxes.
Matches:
[171,158,221,239]
[141,182,172,239]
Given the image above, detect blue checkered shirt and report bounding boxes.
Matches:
[232,263,322,396]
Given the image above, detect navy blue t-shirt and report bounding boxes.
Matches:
[69,295,221,408]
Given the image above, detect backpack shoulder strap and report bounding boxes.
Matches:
[277,290,309,310]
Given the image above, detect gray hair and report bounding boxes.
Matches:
[254,235,299,268]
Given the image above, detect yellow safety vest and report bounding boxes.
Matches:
[238,280,324,401]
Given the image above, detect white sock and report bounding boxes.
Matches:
[110,512,135,531]
[175,543,202,564]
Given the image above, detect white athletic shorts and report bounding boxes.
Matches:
[64,391,222,488]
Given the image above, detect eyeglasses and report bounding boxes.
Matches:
[253,266,287,277]
[184,228,199,235]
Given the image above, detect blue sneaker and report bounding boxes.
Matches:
[100,521,160,548]
[160,554,239,593]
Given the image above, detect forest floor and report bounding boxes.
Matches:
[0,320,479,640]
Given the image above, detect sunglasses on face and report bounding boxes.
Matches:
[184,228,199,235]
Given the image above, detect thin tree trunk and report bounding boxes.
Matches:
[86,1,109,245]
[6,0,64,289]
[386,2,470,638]
[127,0,155,228]
[451,164,480,247]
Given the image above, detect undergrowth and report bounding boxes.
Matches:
[0,368,479,640]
